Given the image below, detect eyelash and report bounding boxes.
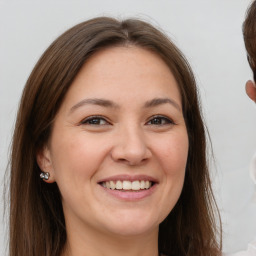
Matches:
[80,115,175,127]
[146,115,175,126]
[80,115,110,126]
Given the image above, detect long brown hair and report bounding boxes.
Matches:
[243,0,256,81]
[8,17,221,256]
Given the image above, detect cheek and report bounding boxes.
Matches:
[49,131,110,181]
[152,131,188,219]
[157,132,189,176]
[156,131,188,203]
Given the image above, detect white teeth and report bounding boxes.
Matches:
[101,180,153,191]
[110,181,116,190]
[123,181,132,190]
[116,180,123,189]
[131,181,140,190]
[140,180,145,189]
[145,181,150,189]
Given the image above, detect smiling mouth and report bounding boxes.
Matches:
[100,180,155,191]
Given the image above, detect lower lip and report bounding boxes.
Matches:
[99,184,157,201]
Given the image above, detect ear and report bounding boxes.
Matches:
[36,146,55,183]
[245,80,256,102]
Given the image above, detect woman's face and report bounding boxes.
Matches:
[39,46,189,238]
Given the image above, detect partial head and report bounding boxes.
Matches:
[10,17,220,256]
[243,0,256,101]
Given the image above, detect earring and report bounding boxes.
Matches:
[40,171,50,180]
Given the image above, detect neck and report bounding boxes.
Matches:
[62,222,159,256]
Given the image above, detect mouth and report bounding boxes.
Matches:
[99,180,155,191]
[97,175,158,200]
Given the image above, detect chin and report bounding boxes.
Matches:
[101,212,160,237]
[107,223,157,237]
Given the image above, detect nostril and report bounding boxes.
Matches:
[117,158,129,163]
[112,153,151,166]
[110,137,152,165]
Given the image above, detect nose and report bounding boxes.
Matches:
[111,126,152,166]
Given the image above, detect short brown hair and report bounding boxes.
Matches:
[243,0,256,81]
[8,17,221,256]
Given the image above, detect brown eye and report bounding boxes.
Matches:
[81,116,109,125]
[147,116,174,125]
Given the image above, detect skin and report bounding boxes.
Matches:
[245,80,256,102]
[37,46,189,256]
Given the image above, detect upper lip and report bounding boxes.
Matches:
[97,174,158,183]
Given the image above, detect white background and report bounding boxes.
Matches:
[0,0,256,254]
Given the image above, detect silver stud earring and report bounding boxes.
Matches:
[40,172,50,180]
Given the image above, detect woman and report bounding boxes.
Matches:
[8,17,221,256]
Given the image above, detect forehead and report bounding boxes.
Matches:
[61,46,181,109]
[83,45,169,74]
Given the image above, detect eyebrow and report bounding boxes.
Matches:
[69,98,119,113]
[144,98,181,111]
[69,97,181,114]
